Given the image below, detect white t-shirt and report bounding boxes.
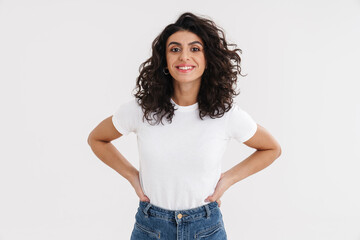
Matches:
[112,97,257,211]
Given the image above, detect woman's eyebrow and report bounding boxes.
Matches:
[168,41,203,47]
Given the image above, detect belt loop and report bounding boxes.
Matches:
[204,203,211,219]
[142,202,152,218]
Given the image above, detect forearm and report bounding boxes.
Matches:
[88,139,138,184]
[225,149,280,187]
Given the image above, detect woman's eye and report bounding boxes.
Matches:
[192,47,200,51]
[170,48,180,52]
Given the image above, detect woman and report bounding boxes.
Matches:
[88,12,281,240]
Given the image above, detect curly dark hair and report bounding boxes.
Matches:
[132,12,247,125]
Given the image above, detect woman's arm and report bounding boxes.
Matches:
[225,123,282,186]
[87,116,150,202]
[205,124,281,204]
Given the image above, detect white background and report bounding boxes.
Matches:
[1,0,359,239]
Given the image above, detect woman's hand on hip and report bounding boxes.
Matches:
[204,172,232,207]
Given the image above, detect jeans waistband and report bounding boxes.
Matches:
[138,201,219,222]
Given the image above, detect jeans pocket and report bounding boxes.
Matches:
[131,221,161,239]
[194,222,224,239]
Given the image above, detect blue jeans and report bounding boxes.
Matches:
[130,200,227,239]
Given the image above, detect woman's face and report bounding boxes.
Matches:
[165,30,206,84]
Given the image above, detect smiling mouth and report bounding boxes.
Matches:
[176,66,195,72]
[176,66,194,70]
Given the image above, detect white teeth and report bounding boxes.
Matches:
[178,66,194,70]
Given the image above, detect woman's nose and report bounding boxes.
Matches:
[179,50,190,61]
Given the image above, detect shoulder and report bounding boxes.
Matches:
[226,101,250,117]
[115,97,142,111]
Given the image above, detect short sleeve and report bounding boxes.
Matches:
[226,104,258,143]
[111,98,140,136]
